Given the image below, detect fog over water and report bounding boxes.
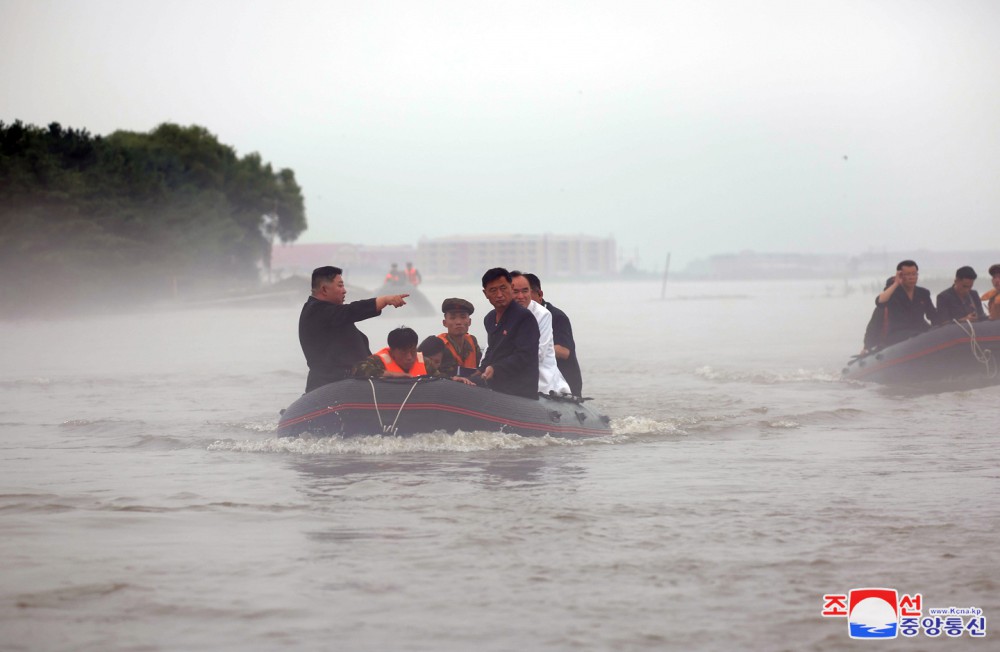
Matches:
[4,0,1000,268]
[1,279,997,650]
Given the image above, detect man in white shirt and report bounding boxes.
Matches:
[510,271,571,396]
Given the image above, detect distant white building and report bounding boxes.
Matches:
[417,233,617,280]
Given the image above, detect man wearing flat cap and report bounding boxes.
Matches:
[436,297,482,377]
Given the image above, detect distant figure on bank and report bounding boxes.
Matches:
[385,263,403,285]
[353,327,430,378]
[473,268,540,399]
[510,271,571,395]
[980,264,1000,321]
[436,298,482,377]
[522,272,583,397]
[405,261,422,286]
[935,266,987,325]
[873,259,937,347]
[298,266,408,393]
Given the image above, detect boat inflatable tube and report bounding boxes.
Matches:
[278,377,612,438]
[842,319,1000,386]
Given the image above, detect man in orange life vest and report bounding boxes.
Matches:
[352,327,432,378]
[435,298,482,378]
[405,261,422,286]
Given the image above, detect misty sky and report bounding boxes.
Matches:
[2,0,998,269]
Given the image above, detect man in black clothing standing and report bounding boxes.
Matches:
[522,272,583,397]
[475,268,540,399]
[935,266,987,325]
[298,266,408,393]
[875,259,937,347]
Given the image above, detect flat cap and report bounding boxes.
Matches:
[441,297,474,315]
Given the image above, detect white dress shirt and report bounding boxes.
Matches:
[527,300,571,395]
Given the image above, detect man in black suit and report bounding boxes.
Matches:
[522,272,583,397]
[475,267,540,399]
[875,259,937,347]
[935,265,987,325]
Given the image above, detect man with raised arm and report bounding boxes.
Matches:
[874,259,937,347]
[298,265,408,393]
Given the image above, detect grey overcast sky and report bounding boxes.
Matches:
[2,0,998,269]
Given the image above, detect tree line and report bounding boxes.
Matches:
[0,121,307,316]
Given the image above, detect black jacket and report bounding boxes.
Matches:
[298,296,380,393]
[480,300,540,399]
[545,301,583,397]
[934,286,987,325]
[879,285,936,346]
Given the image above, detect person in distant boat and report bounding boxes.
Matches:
[353,327,432,378]
[509,271,571,396]
[521,272,583,397]
[873,259,937,348]
[472,267,540,399]
[980,263,1000,321]
[385,263,403,285]
[405,261,422,286]
[298,266,408,393]
[436,298,482,378]
[935,266,987,325]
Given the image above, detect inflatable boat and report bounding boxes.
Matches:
[842,319,1000,386]
[277,377,612,438]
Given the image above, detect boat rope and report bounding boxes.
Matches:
[953,319,998,378]
[388,379,422,435]
[367,379,386,432]
[367,378,422,435]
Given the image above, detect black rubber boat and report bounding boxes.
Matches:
[842,319,1000,386]
[277,377,612,438]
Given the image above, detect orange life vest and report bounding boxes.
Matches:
[406,268,420,285]
[438,333,477,369]
[375,347,427,376]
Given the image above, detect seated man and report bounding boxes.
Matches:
[874,259,937,346]
[474,268,540,399]
[353,327,432,378]
[981,263,1000,321]
[935,266,987,325]
[860,276,894,355]
[510,271,571,395]
[417,336,447,369]
[521,272,583,397]
[436,298,482,378]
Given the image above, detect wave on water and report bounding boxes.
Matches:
[694,365,841,384]
[208,429,631,455]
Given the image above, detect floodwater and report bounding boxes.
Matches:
[1,279,996,651]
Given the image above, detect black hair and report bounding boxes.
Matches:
[955,265,977,281]
[481,267,512,288]
[311,266,342,290]
[896,260,918,271]
[417,336,445,356]
[387,327,418,350]
[523,273,541,293]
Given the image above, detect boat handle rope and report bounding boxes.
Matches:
[953,319,998,378]
[367,378,423,435]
